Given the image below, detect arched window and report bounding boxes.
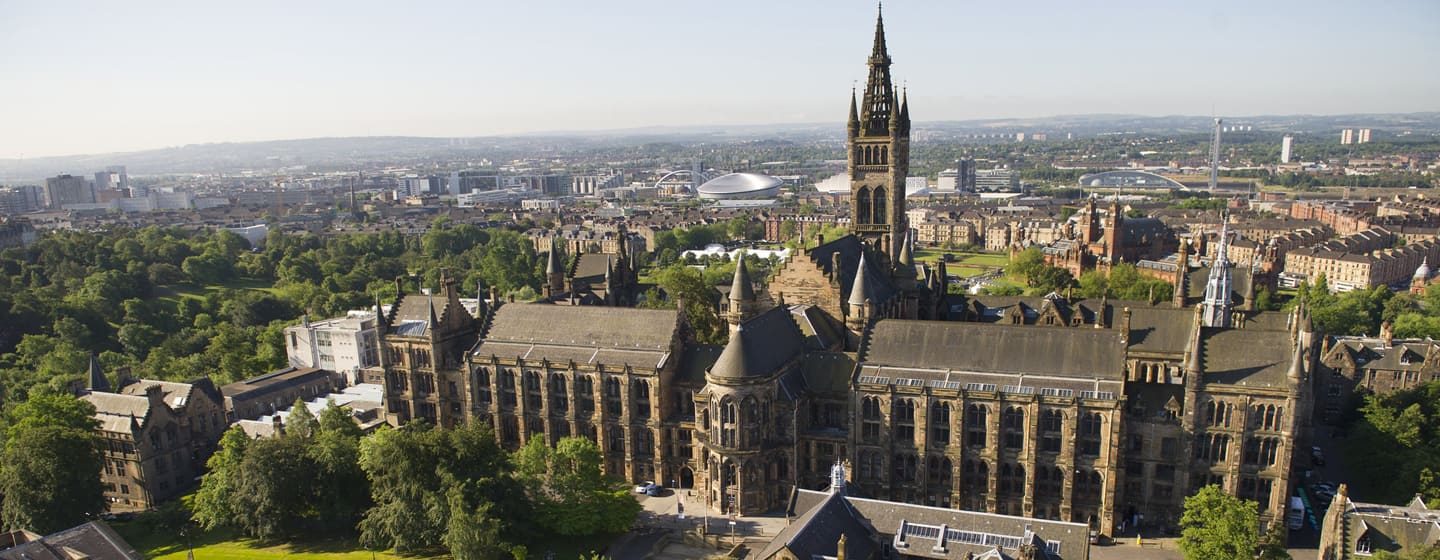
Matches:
[1041,409,1063,453]
[861,396,882,443]
[856,187,872,225]
[930,402,951,446]
[1002,406,1026,450]
[1079,412,1103,456]
[965,404,988,447]
[894,399,916,444]
[873,186,887,225]
[743,396,761,447]
[719,397,737,447]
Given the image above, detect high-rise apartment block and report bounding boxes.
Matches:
[1281,135,1294,163]
[1358,128,1372,143]
[1340,129,1355,145]
[43,174,94,208]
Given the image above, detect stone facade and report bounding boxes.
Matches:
[81,363,226,511]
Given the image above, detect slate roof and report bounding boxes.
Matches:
[801,352,857,394]
[573,253,612,281]
[474,304,679,370]
[758,491,879,560]
[710,306,807,379]
[863,320,1126,380]
[82,392,151,434]
[772,489,1090,560]
[806,234,897,306]
[221,367,331,402]
[1200,328,1295,388]
[1126,306,1195,355]
[675,345,723,386]
[0,521,142,560]
[1186,265,1251,305]
[118,379,209,411]
[1344,497,1440,554]
[1328,338,1436,372]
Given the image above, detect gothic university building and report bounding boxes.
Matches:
[370,10,1316,540]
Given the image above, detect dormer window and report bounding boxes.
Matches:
[1355,533,1372,555]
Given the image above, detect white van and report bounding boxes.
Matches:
[1288,496,1305,530]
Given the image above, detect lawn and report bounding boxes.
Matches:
[113,515,612,560]
[156,278,281,303]
[112,521,444,560]
[913,249,1009,267]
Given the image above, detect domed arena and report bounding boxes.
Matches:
[696,172,783,200]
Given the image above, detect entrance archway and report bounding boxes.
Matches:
[679,466,695,489]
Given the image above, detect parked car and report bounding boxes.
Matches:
[1311,446,1326,467]
[646,484,664,497]
[634,481,656,495]
[1312,482,1337,504]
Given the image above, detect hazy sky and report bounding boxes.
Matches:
[2,0,1437,158]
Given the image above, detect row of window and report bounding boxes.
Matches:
[859,399,1105,454]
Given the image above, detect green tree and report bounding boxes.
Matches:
[514,436,640,536]
[0,393,105,533]
[287,398,318,439]
[1178,485,1259,560]
[192,426,251,530]
[231,435,318,540]
[644,265,723,344]
[1006,247,1045,280]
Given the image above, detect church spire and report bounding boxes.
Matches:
[871,3,888,59]
[847,88,860,135]
[860,3,896,137]
[1202,219,1234,328]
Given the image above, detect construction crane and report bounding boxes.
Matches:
[1208,117,1222,192]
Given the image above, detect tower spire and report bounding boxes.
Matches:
[872,3,888,58]
[860,2,896,136]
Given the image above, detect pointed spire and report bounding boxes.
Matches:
[730,254,755,302]
[427,293,438,328]
[87,353,109,393]
[373,293,388,327]
[848,253,872,306]
[1288,333,1306,380]
[899,229,914,267]
[871,2,888,59]
[545,239,562,275]
[848,88,860,132]
[899,88,910,122]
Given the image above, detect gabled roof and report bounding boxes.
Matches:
[806,234,897,306]
[757,491,878,560]
[864,320,1126,380]
[81,392,152,434]
[474,304,680,370]
[0,521,142,560]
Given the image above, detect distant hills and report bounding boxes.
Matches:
[2,112,1436,182]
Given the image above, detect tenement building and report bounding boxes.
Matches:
[376,8,1319,543]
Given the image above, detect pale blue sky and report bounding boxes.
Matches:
[1,0,1436,158]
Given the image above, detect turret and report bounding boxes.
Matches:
[847,253,873,331]
[544,237,564,299]
[727,254,758,329]
[86,353,109,393]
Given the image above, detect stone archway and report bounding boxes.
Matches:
[679,466,695,489]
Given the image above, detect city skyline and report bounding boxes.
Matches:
[2,0,1437,159]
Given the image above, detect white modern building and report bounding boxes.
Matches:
[283,310,381,381]
[1281,135,1294,164]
